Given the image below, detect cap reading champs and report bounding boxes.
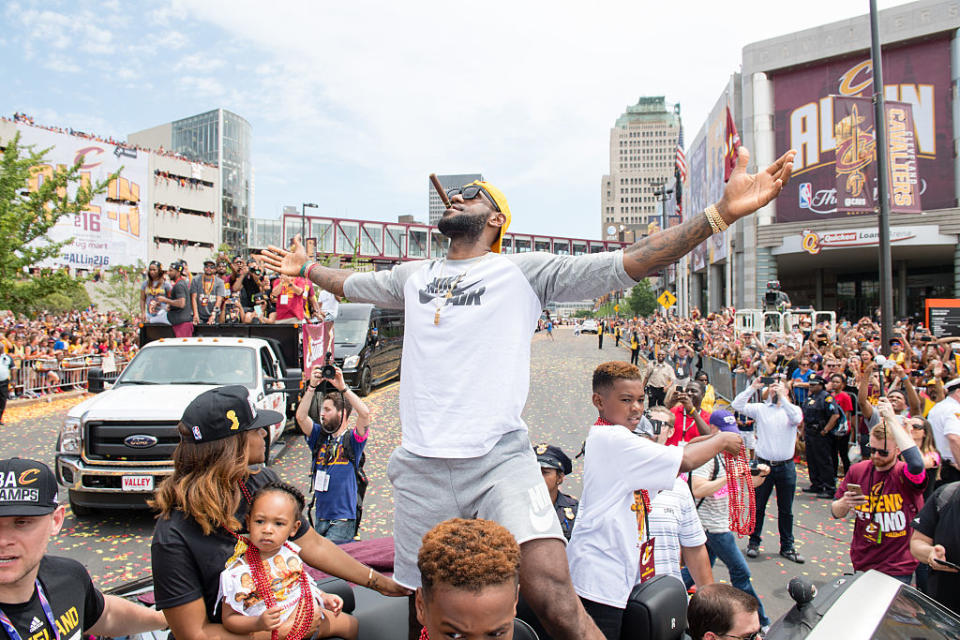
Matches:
[181,385,283,443]
[0,459,58,517]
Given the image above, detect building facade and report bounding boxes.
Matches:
[600,96,681,242]
[670,0,960,322]
[129,108,252,252]
[0,117,220,271]
[428,173,483,225]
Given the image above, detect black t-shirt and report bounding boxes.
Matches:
[672,355,693,379]
[912,483,960,612]
[166,278,193,326]
[151,467,310,626]
[0,556,105,640]
[239,275,261,310]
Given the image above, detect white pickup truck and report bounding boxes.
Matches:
[55,324,308,515]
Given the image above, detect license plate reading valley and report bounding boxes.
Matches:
[122,475,154,491]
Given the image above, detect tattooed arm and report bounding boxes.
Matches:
[621,147,796,281]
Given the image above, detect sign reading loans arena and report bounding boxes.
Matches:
[13,122,149,268]
[772,36,954,223]
[772,224,955,256]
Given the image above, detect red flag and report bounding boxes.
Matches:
[724,106,741,183]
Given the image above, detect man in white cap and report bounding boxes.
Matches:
[929,377,960,486]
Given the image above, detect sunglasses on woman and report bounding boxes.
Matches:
[445,185,501,212]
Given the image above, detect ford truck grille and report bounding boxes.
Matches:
[84,421,180,462]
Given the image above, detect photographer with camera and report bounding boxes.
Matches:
[296,361,371,543]
[731,377,805,564]
[231,258,266,322]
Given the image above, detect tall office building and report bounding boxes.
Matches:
[129,109,253,250]
[428,173,483,225]
[600,96,680,241]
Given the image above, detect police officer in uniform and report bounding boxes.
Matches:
[801,375,842,499]
[534,444,579,540]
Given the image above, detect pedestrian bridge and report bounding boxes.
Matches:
[278,213,629,263]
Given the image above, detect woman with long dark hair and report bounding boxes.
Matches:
[151,385,408,640]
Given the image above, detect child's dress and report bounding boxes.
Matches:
[218,540,324,622]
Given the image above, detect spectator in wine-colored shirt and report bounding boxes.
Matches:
[831,399,927,583]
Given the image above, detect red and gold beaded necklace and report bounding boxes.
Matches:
[723,444,756,536]
[235,481,315,640]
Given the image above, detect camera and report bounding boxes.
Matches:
[252,292,265,304]
[321,351,337,380]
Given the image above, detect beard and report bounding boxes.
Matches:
[437,210,487,244]
[321,415,342,433]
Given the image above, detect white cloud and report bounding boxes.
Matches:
[174,53,226,73]
[2,0,920,237]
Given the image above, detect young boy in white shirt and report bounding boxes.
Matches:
[568,361,741,640]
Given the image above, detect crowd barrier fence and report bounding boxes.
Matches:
[8,354,129,399]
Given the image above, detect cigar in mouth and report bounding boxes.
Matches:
[429,173,452,209]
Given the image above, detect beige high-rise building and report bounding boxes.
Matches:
[600,96,680,241]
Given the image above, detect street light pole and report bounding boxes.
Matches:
[652,181,674,231]
[869,0,894,346]
[301,202,318,244]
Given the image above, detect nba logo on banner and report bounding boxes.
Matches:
[799,183,812,209]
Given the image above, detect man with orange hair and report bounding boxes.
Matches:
[263,150,796,640]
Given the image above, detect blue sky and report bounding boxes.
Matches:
[0,0,909,239]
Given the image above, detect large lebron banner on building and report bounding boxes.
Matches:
[14,123,148,268]
[772,36,953,223]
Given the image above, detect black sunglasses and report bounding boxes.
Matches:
[871,447,891,457]
[446,185,501,212]
[721,632,763,640]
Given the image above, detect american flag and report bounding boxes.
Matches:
[674,127,685,215]
[675,128,687,182]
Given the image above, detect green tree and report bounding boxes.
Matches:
[0,132,113,313]
[573,309,594,318]
[99,263,144,319]
[627,279,658,317]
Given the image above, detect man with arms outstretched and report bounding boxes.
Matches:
[262,147,796,640]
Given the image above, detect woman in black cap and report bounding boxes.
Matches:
[151,386,409,640]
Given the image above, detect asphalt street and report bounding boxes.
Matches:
[2,325,856,620]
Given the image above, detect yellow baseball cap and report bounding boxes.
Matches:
[470,180,512,253]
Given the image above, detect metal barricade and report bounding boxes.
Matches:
[9,354,129,398]
[701,356,735,402]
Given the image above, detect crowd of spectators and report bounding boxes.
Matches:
[0,307,139,403]
[5,112,218,168]
[581,308,960,617]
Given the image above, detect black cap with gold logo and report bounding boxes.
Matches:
[180,385,283,443]
[0,459,58,516]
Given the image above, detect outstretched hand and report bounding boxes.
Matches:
[716,147,797,223]
[261,234,307,277]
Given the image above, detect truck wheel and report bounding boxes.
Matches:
[359,366,372,397]
[68,491,94,517]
